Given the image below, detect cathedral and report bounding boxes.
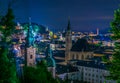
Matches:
[65,19,94,62]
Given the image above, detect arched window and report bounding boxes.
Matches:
[81,55,84,59]
[72,54,74,59]
[30,55,33,59]
[76,54,79,59]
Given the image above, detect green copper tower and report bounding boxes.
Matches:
[45,44,56,78]
[26,17,34,47]
[26,17,36,67]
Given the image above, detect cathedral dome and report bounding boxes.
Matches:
[45,56,56,67]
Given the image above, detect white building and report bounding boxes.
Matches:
[75,60,116,83]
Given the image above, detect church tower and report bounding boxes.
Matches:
[65,18,72,62]
[45,44,56,78]
[26,18,36,67]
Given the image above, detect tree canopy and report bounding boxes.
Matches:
[0,7,19,83]
[108,8,120,83]
[0,46,18,83]
[23,60,59,83]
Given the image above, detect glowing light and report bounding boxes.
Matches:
[53,35,57,39]
[49,31,53,37]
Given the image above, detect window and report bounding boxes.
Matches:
[89,78,90,81]
[89,68,91,71]
[93,69,94,72]
[92,79,94,83]
[72,54,74,59]
[87,55,89,58]
[76,54,79,59]
[89,73,91,76]
[96,69,98,72]
[96,75,98,78]
[30,55,33,59]
[81,55,84,59]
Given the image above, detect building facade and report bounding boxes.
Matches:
[65,20,93,62]
[76,60,116,83]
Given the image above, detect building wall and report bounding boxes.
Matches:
[27,47,36,66]
[48,67,56,78]
[68,72,82,81]
[77,66,116,83]
[66,51,93,61]
[65,28,72,62]
[57,72,82,81]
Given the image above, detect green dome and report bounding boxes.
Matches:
[45,44,56,67]
[45,57,56,67]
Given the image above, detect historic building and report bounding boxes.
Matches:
[45,44,56,78]
[26,19,36,66]
[75,60,116,83]
[65,20,93,62]
[65,19,72,62]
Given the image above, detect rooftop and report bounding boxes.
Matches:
[76,60,108,70]
[56,64,79,74]
[71,38,96,52]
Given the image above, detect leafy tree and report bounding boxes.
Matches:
[0,7,19,83]
[23,60,59,83]
[0,8,15,43]
[0,46,18,83]
[108,8,120,83]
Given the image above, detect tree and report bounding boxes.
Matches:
[23,60,59,83]
[108,8,120,83]
[0,7,19,83]
[0,46,18,83]
[0,7,15,43]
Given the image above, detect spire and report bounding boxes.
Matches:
[29,17,31,25]
[45,44,52,57]
[26,24,30,47]
[26,17,34,47]
[67,17,71,31]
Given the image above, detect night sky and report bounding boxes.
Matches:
[0,0,120,33]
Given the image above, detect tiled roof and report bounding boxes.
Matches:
[71,38,94,52]
[76,60,107,70]
[56,64,79,74]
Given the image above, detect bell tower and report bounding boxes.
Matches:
[65,18,72,62]
[26,17,36,66]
